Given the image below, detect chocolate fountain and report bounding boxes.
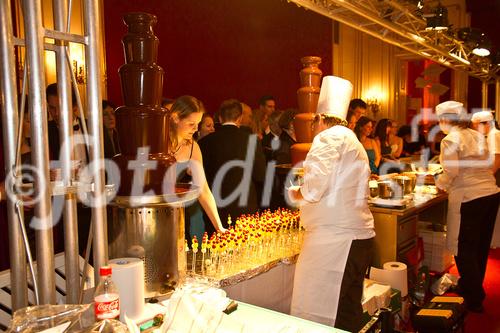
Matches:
[108,13,196,297]
[290,56,322,165]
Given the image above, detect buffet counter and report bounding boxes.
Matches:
[199,190,448,313]
[369,190,448,268]
[369,190,448,217]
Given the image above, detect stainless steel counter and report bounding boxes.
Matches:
[369,192,448,268]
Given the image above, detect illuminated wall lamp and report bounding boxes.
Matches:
[72,59,86,84]
[366,97,381,116]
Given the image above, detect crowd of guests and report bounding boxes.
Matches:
[9,87,498,244]
[1,81,499,325]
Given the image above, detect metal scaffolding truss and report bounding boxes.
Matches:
[290,0,499,81]
[0,0,108,309]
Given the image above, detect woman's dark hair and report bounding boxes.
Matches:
[278,108,298,130]
[374,118,391,144]
[197,113,213,132]
[193,113,213,141]
[102,100,115,110]
[397,125,411,137]
[354,116,373,139]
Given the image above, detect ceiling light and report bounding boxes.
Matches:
[472,37,491,57]
[457,28,492,57]
[473,47,490,57]
[424,4,448,31]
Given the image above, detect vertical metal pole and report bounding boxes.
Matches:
[53,0,80,303]
[22,0,56,304]
[482,80,489,108]
[495,79,500,123]
[0,0,28,310]
[84,0,108,280]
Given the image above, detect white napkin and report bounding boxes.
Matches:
[160,291,244,333]
[159,290,301,333]
[190,288,231,313]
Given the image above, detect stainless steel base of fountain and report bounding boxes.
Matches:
[108,183,198,297]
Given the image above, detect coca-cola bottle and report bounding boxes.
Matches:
[94,266,120,320]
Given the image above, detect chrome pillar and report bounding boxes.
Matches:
[83,0,108,281]
[0,0,28,310]
[496,79,500,120]
[53,0,80,304]
[22,0,56,304]
[482,80,489,108]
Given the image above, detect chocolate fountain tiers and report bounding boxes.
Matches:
[291,56,322,166]
[109,13,193,297]
[113,12,175,197]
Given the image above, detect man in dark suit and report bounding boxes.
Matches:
[199,99,266,233]
[262,110,283,162]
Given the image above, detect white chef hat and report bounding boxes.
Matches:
[471,110,494,123]
[316,76,353,120]
[435,101,465,117]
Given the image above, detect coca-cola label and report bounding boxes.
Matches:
[95,297,120,320]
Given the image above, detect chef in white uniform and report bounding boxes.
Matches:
[288,76,375,331]
[435,101,499,313]
[470,110,500,248]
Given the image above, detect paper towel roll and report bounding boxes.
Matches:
[110,257,145,321]
[369,261,408,297]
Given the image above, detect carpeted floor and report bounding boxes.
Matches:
[448,248,500,333]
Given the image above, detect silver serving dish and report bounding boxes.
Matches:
[394,175,414,195]
[378,180,404,199]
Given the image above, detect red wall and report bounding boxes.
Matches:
[102,0,333,113]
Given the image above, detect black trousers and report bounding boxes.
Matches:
[455,192,499,308]
[335,237,374,332]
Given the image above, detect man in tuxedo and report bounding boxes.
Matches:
[199,99,266,233]
[262,110,282,162]
[258,95,276,135]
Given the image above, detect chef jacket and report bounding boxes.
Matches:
[436,126,499,254]
[300,125,375,238]
[291,125,375,326]
[436,127,498,202]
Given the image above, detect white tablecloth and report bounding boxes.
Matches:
[222,262,296,314]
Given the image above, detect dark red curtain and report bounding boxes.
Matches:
[102,0,333,113]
